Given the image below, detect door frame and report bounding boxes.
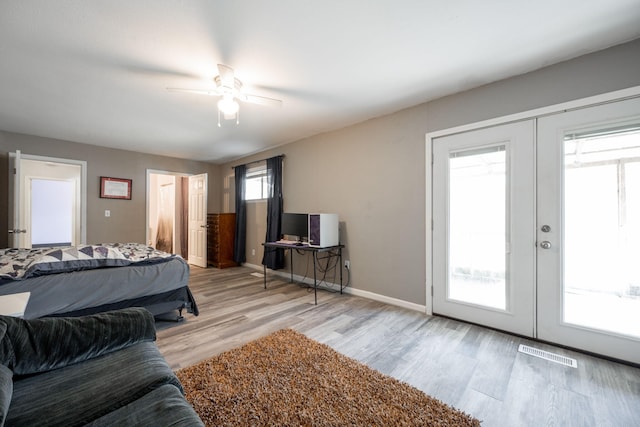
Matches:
[145,169,208,266]
[9,152,87,247]
[426,85,640,316]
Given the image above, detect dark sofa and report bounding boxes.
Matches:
[0,307,203,426]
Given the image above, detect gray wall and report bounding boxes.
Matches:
[223,38,640,306]
[2,38,639,307]
[0,132,220,247]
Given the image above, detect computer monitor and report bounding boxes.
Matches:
[281,213,308,241]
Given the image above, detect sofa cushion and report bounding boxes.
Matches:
[6,341,181,427]
[0,307,155,375]
[0,322,11,427]
[0,364,12,427]
[85,383,204,426]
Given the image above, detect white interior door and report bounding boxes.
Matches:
[8,151,23,247]
[188,173,208,267]
[432,120,536,336]
[537,97,640,363]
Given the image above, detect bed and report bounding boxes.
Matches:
[0,243,199,320]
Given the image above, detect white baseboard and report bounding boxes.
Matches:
[241,263,427,314]
[242,262,264,271]
[344,287,427,313]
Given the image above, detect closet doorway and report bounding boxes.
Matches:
[147,171,187,257]
[146,170,208,266]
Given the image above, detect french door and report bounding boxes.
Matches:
[432,96,640,363]
[537,97,640,363]
[432,121,536,337]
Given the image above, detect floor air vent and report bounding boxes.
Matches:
[518,344,578,368]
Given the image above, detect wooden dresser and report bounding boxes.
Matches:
[207,213,238,268]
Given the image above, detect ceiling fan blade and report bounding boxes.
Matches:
[241,93,283,108]
[166,87,220,96]
[217,64,235,88]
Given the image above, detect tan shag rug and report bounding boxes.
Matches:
[176,329,480,426]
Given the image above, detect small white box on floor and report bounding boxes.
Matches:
[308,213,339,247]
[0,292,31,317]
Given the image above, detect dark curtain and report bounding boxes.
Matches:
[180,177,189,259]
[262,156,285,269]
[233,165,247,263]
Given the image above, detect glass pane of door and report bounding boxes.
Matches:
[563,128,640,338]
[31,179,74,247]
[449,146,506,309]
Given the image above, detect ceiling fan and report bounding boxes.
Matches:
[167,64,283,126]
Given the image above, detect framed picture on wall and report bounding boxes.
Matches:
[100,176,132,200]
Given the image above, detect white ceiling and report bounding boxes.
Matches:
[1,1,639,163]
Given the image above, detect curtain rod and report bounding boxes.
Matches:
[231,154,284,169]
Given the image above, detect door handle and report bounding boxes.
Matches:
[540,241,552,249]
[7,229,27,234]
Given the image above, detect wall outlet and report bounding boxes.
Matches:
[252,249,256,256]
[344,260,350,269]
[104,210,110,217]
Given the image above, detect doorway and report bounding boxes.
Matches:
[430,95,640,364]
[8,152,86,248]
[146,171,208,266]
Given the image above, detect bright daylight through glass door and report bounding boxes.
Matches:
[563,126,640,338]
[433,119,535,337]
[448,146,506,310]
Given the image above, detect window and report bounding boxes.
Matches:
[245,162,269,200]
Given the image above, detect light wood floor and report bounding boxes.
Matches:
[156,266,640,427]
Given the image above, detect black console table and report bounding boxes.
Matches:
[262,242,345,305]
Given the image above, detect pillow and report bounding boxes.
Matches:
[24,245,130,279]
[0,308,156,376]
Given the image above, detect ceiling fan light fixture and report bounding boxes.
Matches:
[170,64,280,127]
[217,95,240,127]
[217,96,239,115]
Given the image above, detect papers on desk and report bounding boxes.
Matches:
[0,292,31,317]
[276,239,308,245]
